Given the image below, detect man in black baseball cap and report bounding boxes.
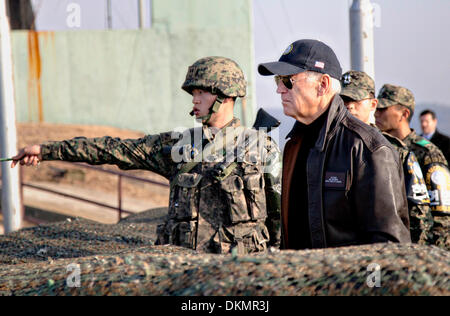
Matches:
[258,39,343,124]
[258,39,410,250]
[258,39,342,79]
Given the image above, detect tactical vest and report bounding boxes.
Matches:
[156,125,271,254]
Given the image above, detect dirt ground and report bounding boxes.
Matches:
[13,122,170,208]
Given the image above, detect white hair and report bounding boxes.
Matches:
[305,71,341,95]
[331,77,342,94]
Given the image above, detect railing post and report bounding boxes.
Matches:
[19,165,24,223]
[20,162,169,225]
[118,175,122,222]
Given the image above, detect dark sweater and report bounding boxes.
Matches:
[287,108,329,249]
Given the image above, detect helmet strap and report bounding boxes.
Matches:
[190,95,225,125]
[211,95,224,114]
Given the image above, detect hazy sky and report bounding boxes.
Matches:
[31,0,152,29]
[31,0,450,138]
[254,0,450,108]
[253,0,450,140]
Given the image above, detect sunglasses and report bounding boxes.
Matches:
[274,75,296,89]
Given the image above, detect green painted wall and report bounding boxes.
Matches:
[11,0,255,134]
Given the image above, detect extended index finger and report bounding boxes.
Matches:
[10,158,20,168]
[10,150,25,168]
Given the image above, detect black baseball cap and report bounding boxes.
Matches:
[258,39,342,79]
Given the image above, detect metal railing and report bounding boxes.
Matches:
[20,162,169,223]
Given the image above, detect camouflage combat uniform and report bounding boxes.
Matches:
[383,132,434,244]
[402,130,449,249]
[341,72,433,244]
[378,84,450,250]
[40,56,282,254]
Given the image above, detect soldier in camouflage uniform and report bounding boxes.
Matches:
[340,70,378,127]
[341,72,433,244]
[12,56,282,254]
[375,84,450,250]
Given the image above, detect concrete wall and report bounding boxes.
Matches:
[11,0,255,134]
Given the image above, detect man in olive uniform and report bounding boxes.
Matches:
[12,56,282,254]
[375,84,450,249]
[341,72,433,244]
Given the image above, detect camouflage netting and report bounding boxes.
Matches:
[0,210,449,296]
[0,208,168,265]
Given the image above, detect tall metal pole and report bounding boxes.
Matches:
[350,0,375,79]
[0,0,22,233]
[106,0,112,29]
[138,0,147,29]
[350,0,376,123]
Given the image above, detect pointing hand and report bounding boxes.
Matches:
[11,145,42,168]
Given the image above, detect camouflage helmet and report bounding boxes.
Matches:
[377,84,415,112]
[340,70,375,101]
[182,56,247,98]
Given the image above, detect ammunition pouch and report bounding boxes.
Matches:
[169,173,203,220]
[232,224,270,255]
[221,173,266,224]
[156,220,197,249]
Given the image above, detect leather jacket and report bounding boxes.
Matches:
[281,96,411,249]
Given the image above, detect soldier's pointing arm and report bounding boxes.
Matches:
[27,132,178,178]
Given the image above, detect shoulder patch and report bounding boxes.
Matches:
[415,139,431,147]
[424,163,450,213]
[404,152,430,204]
